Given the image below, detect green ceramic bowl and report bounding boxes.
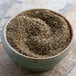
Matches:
[2,9,73,72]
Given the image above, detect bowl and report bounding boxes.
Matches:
[1,9,73,72]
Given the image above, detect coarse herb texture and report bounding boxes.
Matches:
[6,9,71,58]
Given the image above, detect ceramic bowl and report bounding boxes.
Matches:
[2,9,73,72]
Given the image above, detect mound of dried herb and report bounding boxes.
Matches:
[6,9,71,58]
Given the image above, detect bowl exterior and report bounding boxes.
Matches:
[1,9,72,72]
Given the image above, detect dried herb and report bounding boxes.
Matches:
[6,9,71,58]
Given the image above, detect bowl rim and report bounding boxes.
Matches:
[3,9,73,60]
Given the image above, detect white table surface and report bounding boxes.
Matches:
[0,0,76,76]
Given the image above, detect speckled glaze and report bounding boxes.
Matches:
[1,9,73,72]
